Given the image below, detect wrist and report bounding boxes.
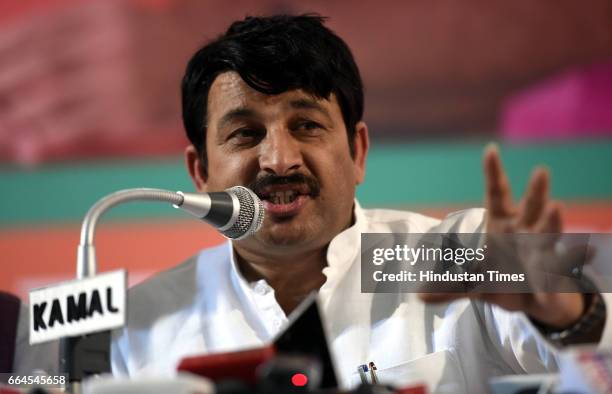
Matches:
[528,293,585,329]
[531,293,606,346]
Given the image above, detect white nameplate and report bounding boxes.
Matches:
[29,269,126,344]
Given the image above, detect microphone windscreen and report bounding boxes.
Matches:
[221,186,264,240]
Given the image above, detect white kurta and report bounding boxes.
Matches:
[110,202,612,393]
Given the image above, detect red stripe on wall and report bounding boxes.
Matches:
[2,202,611,300]
[1,219,224,299]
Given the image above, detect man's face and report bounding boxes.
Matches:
[189,71,368,255]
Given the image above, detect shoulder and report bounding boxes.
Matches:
[361,207,485,233]
[111,242,231,375]
[125,242,230,325]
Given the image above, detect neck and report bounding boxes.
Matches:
[234,246,328,315]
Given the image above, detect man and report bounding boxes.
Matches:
[111,15,610,392]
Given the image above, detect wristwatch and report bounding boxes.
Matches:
[535,292,607,347]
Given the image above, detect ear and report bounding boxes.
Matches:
[352,121,369,184]
[184,145,208,192]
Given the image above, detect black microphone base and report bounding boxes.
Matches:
[59,331,111,383]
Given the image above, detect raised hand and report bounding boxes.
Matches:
[421,144,585,329]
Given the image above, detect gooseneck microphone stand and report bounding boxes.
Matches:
[58,186,263,393]
[75,189,184,279]
[60,188,185,394]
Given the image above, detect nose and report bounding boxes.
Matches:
[258,128,303,176]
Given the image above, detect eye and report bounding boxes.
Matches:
[295,120,324,134]
[227,127,264,146]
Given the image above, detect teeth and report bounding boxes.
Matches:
[269,190,297,205]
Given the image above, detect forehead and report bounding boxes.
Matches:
[206,71,340,124]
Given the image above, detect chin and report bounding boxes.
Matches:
[258,231,308,247]
[256,223,320,248]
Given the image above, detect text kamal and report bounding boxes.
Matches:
[29,270,126,345]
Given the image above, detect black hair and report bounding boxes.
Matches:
[181,14,364,174]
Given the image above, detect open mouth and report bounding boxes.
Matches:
[257,184,312,217]
[263,190,299,205]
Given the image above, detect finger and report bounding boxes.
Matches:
[518,167,549,228]
[483,143,514,218]
[534,201,563,234]
[534,201,563,250]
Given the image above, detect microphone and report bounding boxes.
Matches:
[51,186,263,388]
[76,186,263,279]
[176,186,264,240]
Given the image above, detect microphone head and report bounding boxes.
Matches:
[222,186,264,240]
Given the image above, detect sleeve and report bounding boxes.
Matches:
[444,209,611,369]
[480,281,612,375]
[436,209,562,371]
[481,302,561,374]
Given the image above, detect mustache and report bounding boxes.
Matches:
[248,173,321,197]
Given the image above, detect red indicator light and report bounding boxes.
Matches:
[291,373,308,387]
